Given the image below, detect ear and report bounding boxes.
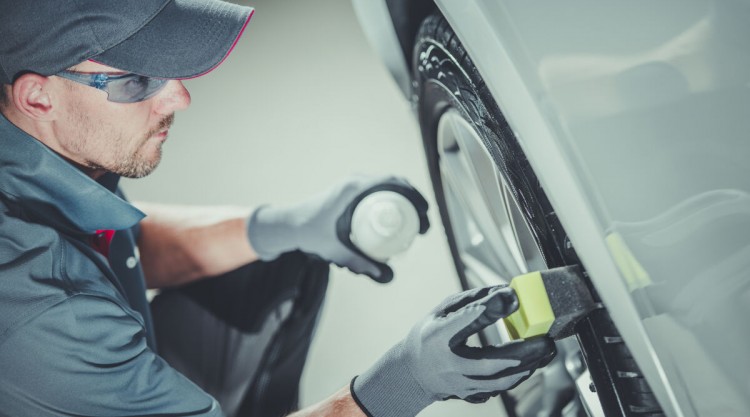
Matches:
[11,73,56,121]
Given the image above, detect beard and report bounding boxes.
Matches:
[109,114,174,178]
[69,112,175,179]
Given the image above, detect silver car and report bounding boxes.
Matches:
[353,1,750,417]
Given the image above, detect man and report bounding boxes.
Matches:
[0,1,555,417]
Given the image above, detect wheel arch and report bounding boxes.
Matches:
[353,0,516,103]
[352,0,437,97]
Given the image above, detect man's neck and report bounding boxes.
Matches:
[1,105,105,179]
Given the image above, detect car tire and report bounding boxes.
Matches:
[412,13,664,417]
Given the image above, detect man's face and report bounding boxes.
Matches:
[52,61,191,178]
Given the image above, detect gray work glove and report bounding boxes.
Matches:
[351,285,556,417]
[247,175,429,283]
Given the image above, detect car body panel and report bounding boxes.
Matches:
[351,0,412,95]
[354,1,750,416]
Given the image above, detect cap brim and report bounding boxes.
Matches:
[94,0,254,79]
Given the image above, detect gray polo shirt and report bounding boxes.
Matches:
[0,113,222,416]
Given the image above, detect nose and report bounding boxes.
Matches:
[153,80,191,114]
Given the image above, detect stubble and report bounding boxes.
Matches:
[111,113,174,178]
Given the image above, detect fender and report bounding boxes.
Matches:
[351,0,435,96]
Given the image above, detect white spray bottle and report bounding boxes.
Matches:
[349,191,421,262]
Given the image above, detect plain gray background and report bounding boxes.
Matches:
[122,1,503,416]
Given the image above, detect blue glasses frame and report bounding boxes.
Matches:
[56,70,169,103]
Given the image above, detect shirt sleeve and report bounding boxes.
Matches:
[0,293,224,417]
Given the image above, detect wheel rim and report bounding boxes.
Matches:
[437,109,546,287]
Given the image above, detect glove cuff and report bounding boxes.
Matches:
[247,205,296,261]
[351,342,434,417]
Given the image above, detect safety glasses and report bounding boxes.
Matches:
[56,70,169,103]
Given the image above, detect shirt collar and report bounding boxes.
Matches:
[0,112,145,234]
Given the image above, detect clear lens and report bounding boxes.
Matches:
[106,75,169,103]
[57,71,169,104]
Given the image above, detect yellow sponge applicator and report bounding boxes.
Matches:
[503,265,597,340]
[504,271,555,339]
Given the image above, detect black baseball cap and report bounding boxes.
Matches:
[0,0,254,84]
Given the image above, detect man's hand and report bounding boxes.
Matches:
[246,175,429,283]
[351,286,556,417]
